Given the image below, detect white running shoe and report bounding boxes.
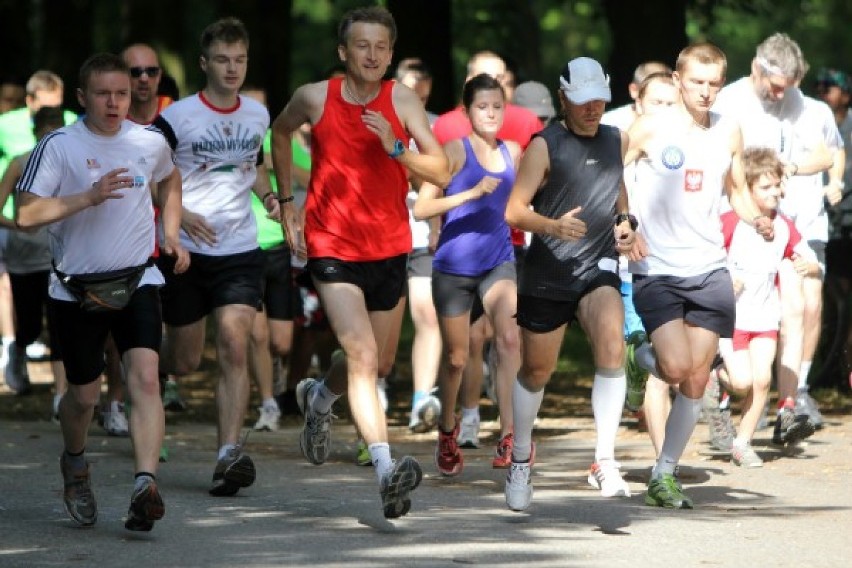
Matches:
[101,403,130,437]
[253,403,281,432]
[296,378,333,465]
[457,414,480,448]
[505,460,533,511]
[587,460,631,497]
[409,394,441,433]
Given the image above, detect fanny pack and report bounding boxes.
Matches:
[53,259,153,312]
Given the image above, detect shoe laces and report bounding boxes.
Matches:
[495,433,513,457]
[438,429,458,456]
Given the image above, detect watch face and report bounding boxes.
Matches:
[395,139,404,153]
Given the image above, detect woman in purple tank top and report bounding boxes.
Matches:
[413,74,522,477]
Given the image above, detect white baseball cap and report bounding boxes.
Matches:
[559,57,611,104]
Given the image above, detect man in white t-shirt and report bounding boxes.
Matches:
[713,33,840,438]
[153,18,279,497]
[15,53,188,531]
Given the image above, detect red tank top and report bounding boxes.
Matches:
[306,77,411,261]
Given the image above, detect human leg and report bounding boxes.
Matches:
[407,275,441,432]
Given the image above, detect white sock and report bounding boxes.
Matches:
[653,392,702,479]
[217,444,237,460]
[460,406,479,423]
[592,369,627,463]
[262,397,279,411]
[798,361,812,390]
[511,377,544,462]
[635,342,659,376]
[369,442,393,481]
[109,400,123,413]
[310,380,340,414]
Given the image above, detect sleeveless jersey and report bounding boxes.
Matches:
[519,122,623,299]
[629,112,731,277]
[433,137,515,276]
[306,77,410,261]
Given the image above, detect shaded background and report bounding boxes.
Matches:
[1,0,851,117]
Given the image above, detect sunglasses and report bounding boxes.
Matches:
[129,66,161,78]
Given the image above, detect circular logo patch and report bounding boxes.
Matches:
[661,145,685,170]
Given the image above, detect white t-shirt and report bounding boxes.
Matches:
[601,104,636,132]
[629,112,732,277]
[158,93,270,255]
[722,210,814,331]
[715,79,843,241]
[16,120,173,301]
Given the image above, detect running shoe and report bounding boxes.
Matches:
[645,473,693,509]
[436,423,463,476]
[253,403,282,432]
[795,388,824,430]
[4,343,31,395]
[505,445,535,512]
[408,393,440,433]
[60,453,97,526]
[380,456,422,519]
[296,378,334,465]
[771,408,815,446]
[209,445,256,497]
[162,380,187,412]
[492,432,514,469]
[101,403,130,437]
[624,331,649,411]
[124,478,165,531]
[457,414,480,449]
[706,406,735,453]
[587,460,632,497]
[731,443,763,468]
[356,439,372,466]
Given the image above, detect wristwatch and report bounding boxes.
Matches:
[389,139,405,159]
[615,213,638,231]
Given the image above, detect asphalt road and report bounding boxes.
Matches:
[1,409,850,567]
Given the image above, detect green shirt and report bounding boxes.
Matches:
[0,107,77,218]
[252,130,312,250]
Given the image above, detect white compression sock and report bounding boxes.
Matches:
[511,377,544,462]
[369,442,393,482]
[653,392,702,479]
[592,369,627,463]
[798,361,812,390]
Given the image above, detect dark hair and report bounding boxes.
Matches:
[157,73,180,100]
[201,17,249,57]
[462,73,504,110]
[78,53,128,91]
[32,106,65,134]
[338,6,397,47]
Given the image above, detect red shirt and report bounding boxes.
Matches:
[306,77,411,261]
[433,103,543,246]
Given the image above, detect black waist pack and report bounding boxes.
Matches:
[54,259,153,312]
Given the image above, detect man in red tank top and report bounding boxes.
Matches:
[271,6,448,519]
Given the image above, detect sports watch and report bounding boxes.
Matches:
[389,139,405,158]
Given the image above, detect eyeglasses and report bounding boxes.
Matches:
[129,66,161,78]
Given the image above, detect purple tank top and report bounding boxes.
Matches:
[433,137,515,276]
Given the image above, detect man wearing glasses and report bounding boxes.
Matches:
[121,44,173,126]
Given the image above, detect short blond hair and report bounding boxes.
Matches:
[675,43,727,77]
[26,70,63,96]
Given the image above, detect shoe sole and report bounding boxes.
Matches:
[125,486,165,532]
[63,499,97,527]
[774,419,816,447]
[410,399,440,434]
[296,380,330,465]
[383,456,422,519]
[587,475,632,497]
[209,455,256,497]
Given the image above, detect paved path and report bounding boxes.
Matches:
[0,413,850,567]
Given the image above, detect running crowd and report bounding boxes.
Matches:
[0,5,849,530]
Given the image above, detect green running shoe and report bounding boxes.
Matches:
[645,473,693,509]
[356,439,372,466]
[625,330,650,412]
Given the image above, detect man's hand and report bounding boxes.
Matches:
[162,237,190,274]
[89,168,133,205]
[181,208,216,247]
[549,206,586,241]
[824,182,843,207]
[626,232,648,261]
[281,201,306,260]
[362,110,396,153]
[753,215,775,242]
[614,220,636,253]
[263,193,281,222]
